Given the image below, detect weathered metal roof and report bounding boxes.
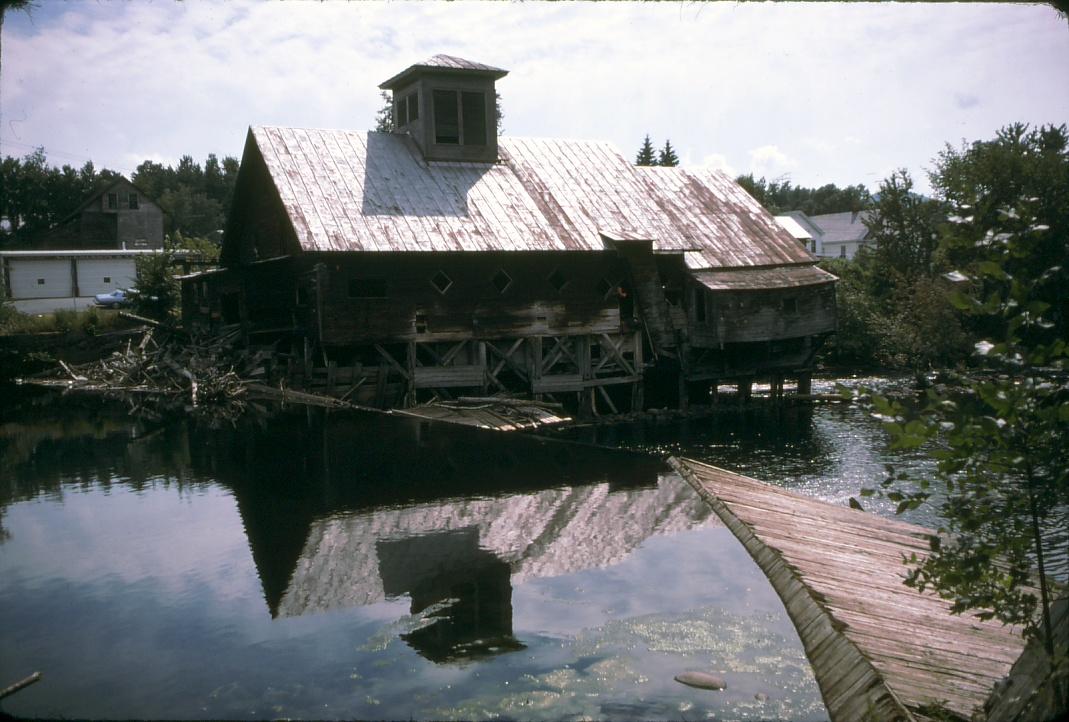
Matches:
[250,127,814,271]
[691,264,836,291]
[379,54,508,89]
[809,211,871,243]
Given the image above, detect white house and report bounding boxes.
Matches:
[807,211,874,260]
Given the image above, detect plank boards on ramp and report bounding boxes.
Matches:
[669,457,1028,722]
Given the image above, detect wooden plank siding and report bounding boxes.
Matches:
[669,458,1029,722]
[311,251,629,346]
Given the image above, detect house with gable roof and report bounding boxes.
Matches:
[182,54,836,411]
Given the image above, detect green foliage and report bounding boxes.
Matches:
[736,174,871,216]
[931,123,1069,341]
[856,199,1069,655]
[374,91,394,133]
[0,147,120,244]
[171,230,221,263]
[0,303,125,336]
[133,237,181,321]
[132,153,239,238]
[634,134,657,166]
[865,170,945,291]
[658,140,679,167]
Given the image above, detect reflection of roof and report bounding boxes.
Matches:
[808,211,872,243]
[692,265,836,292]
[277,474,715,617]
[248,127,812,270]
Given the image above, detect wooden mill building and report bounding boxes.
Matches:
[182,55,836,412]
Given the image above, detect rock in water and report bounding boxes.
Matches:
[674,672,727,690]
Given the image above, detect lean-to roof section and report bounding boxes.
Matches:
[637,166,815,269]
[692,264,836,292]
[250,126,814,267]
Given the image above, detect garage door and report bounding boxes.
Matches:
[77,258,138,296]
[7,258,73,299]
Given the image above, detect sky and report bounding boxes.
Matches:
[2,1,1068,195]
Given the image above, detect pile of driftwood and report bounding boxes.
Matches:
[20,319,275,419]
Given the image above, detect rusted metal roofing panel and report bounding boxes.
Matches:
[249,126,817,270]
[692,264,837,291]
[636,166,815,269]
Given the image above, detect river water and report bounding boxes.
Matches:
[0,377,932,720]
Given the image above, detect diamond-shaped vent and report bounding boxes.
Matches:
[548,268,568,292]
[492,268,513,294]
[431,270,453,294]
[597,277,614,299]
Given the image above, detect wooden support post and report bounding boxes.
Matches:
[631,330,644,412]
[797,371,812,396]
[374,360,388,408]
[711,380,719,405]
[303,337,313,383]
[739,378,752,404]
[677,367,689,411]
[326,360,337,394]
[478,341,488,394]
[529,336,543,400]
[405,341,417,408]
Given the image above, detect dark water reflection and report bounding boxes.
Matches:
[0,384,921,721]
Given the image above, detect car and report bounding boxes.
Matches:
[93,288,133,308]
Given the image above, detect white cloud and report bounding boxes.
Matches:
[2,0,1067,191]
[749,145,797,179]
[692,153,737,177]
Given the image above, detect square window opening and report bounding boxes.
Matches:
[37,278,45,285]
[431,270,453,295]
[492,268,512,294]
[596,277,615,299]
[782,297,798,314]
[103,276,112,284]
[461,91,487,146]
[433,90,460,144]
[548,268,568,293]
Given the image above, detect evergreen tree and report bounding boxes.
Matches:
[634,135,657,166]
[658,140,679,167]
[375,91,394,133]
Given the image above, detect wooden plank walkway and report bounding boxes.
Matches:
[670,457,1029,722]
[395,399,571,431]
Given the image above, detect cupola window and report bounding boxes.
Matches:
[433,89,487,146]
[396,92,419,128]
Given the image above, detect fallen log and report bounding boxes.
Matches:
[0,671,42,701]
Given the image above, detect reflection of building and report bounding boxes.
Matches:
[199,409,714,664]
[379,529,523,663]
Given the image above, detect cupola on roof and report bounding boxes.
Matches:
[379,54,509,90]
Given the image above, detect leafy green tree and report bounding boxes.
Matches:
[736,174,871,216]
[857,196,1069,662]
[931,123,1069,341]
[864,169,946,294]
[634,134,657,166]
[658,139,679,167]
[375,91,394,132]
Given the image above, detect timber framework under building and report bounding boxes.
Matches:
[181,54,837,413]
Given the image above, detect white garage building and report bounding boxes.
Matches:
[1,249,161,302]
